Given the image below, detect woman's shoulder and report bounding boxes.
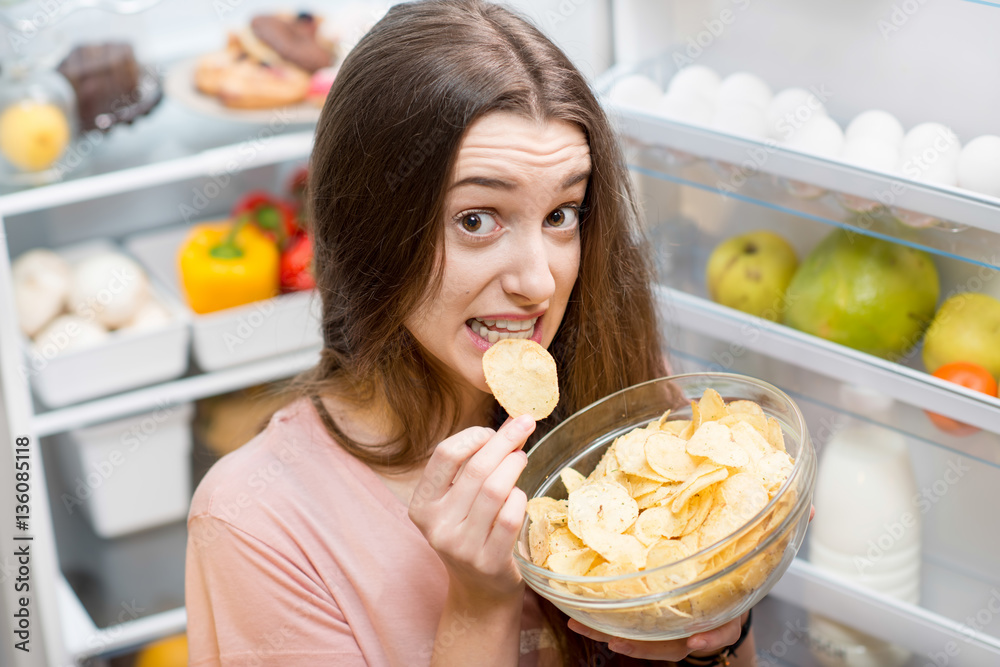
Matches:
[188,396,357,530]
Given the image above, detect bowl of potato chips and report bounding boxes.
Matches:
[514,372,816,641]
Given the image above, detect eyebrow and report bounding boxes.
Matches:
[449,169,591,192]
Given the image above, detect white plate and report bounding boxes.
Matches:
[163,56,322,125]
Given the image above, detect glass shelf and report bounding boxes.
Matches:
[0,87,316,216]
[627,138,1000,272]
[596,54,1000,271]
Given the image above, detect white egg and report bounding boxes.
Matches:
[656,93,714,126]
[68,252,150,329]
[898,122,960,185]
[766,88,827,140]
[784,115,845,158]
[845,110,904,147]
[841,139,899,174]
[32,314,108,356]
[958,135,1000,197]
[711,101,767,139]
[607,74,662,110]
[717,72,772,110]
[666,65,721,106]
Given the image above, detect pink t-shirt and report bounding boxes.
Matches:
[185,398,561,666]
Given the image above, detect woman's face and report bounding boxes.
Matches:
[406,111,591,395]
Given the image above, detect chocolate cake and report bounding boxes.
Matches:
[57,43,162,132]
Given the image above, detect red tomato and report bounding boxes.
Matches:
[925,361,999,436]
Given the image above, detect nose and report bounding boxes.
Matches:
[501,227,557,305]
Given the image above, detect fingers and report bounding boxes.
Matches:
[685,616,742,654]
[464,448,528,539]
[444,416,535,514]
[481,485,528,560]
[567,615,743,661]
[412,426,495,505]
[810,504,816,522]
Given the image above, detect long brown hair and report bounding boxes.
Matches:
[298,1,666,662]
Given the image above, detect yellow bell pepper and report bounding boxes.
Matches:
[178,220,279,314]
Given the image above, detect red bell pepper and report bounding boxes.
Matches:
[280,231,316,292]
[231,191,299,247]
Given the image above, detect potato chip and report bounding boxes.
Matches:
[682,491,714,535]
[579,527,648,571]
[547,547,599,576]
[697,388,727,422]
[482,339,558,419]
[757,450,794,493]
[644,538,698,590]
[659,418,693,439]
[766,416,787,452]
[529,513,552,565]
[645,432,698,481]
[670,463,728,513]
[633,505,688,543]
[568,481,638,536]
[615,428,668,481]
[625,474,663,497]
[559,467,586,495]
[635,483,679,509]
[548,526,586,554]
[685,422,751,470]
[729,421,771,467]
[588,446,628,486]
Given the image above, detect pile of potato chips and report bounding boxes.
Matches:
[524,388,799,626]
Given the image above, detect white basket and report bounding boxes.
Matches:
[56,402,194,539]
[126,224,322,371]
[23,239,191,408]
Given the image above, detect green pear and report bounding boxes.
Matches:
[782,229,939,360]
[922,293,1000,377]
[706,230,798,321]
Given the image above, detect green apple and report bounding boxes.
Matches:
[922,292,1000,377]
[706,230,798,321]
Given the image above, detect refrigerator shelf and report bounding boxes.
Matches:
[629,151,1000,272]
[771,558,1000,664]
[0,112,314,218]
[32,345,321,437]
[56,572,186,661]
[656,286,1000,463]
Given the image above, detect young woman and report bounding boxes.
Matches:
[185,1,756,664]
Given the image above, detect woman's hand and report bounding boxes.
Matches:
[408,414,535,603]
[568,612,748,661]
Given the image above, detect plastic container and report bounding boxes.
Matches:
[56,402,194,538]
[807,384,919,667]
[22,239,190,408]
[125,224,322,371]
[514,372,816,641]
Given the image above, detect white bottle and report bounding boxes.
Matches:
[807,385,920,667]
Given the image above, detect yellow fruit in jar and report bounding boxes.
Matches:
[0,101,71,171]
[135,633,187,667]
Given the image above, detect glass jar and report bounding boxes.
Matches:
[0,62,79,186]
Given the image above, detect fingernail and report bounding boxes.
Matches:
[513,414,535,431]
[688,638,706,650]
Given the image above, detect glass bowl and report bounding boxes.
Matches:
[514,372,816,641]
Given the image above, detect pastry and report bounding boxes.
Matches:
[216,60,310,109]
[251,13,333,73]
[192,12,337,110]
[57,42,161,131]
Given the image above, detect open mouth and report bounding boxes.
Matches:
[466,316,538,344]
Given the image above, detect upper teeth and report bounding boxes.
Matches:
[471,317,537,343]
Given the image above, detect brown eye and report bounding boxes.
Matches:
[461,213,483,232]
[457,211,498,235]
[545,206,580,229]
